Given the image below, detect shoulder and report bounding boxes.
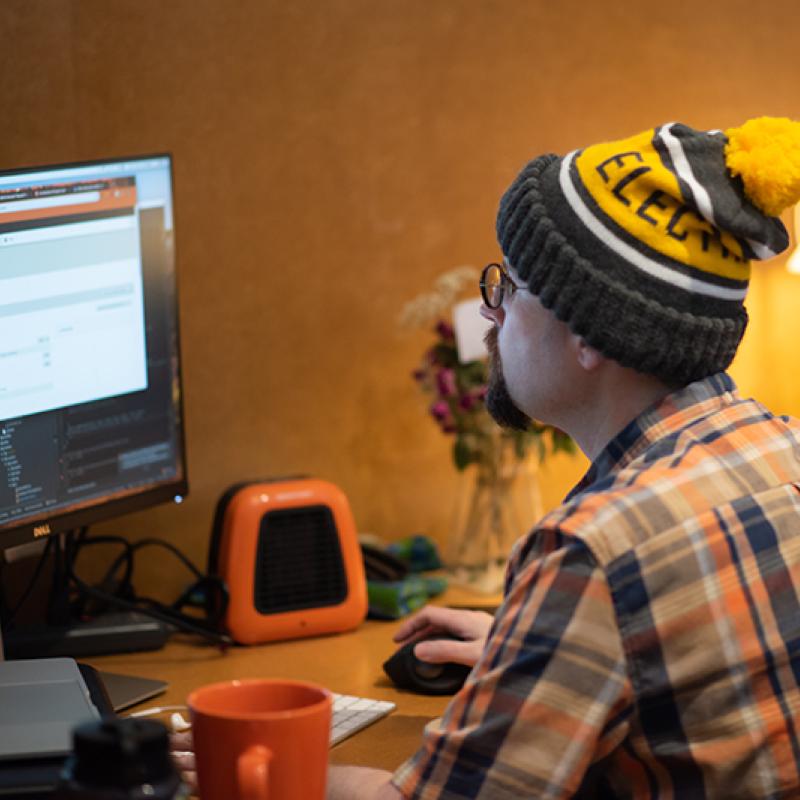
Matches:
[529,400,800,568]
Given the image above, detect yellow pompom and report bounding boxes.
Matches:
[724,116,800,217]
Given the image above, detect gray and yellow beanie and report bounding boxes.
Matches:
[496,117,800,385]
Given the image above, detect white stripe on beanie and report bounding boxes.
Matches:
[656,123,777,261]
[558,151,748,302]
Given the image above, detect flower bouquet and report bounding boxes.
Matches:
[413,318,573,473]
[401,267,574,591]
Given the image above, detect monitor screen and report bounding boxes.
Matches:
[0,154,187,551]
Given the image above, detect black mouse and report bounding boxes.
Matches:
[382,634,471,695]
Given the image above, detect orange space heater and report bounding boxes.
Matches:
[207,478,368,645]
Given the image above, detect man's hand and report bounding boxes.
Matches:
[393,605,494,667]
[326,766,401,799]
[169,730,196,792]
[170,735,401,800]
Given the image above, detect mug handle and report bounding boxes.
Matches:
[237,744,272,800]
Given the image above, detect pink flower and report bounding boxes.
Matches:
[435,320,455,341]
[430,401,457,433]
[430,401,451,422]
[436,368,457,398]
[458,387,487,411]
[458,393,478,411]
[426,346,442,367]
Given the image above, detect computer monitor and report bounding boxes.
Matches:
[0,154,188,655]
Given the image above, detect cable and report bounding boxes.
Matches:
[64,530,232,648]
[83,532,136,602]
[84,535,227,625]
[65,557,233,647]
[66,531,136,618]
[3,536,55,626]
[128,538,206,580]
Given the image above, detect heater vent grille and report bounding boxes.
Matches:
[254,505,348,614]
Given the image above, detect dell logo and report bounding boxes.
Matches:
[33,523,52,537]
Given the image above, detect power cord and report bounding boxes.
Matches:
[1,529,233,648]
[89,536,225,623]
[64,529,233,648]
[1,536,55,627]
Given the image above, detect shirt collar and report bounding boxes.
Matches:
[565,372,738,502]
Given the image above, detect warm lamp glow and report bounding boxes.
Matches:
[788,204,800,275]
[788,248,800,274]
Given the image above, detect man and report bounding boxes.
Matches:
[328,116,800,798]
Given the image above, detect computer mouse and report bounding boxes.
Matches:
[382,635,471,695]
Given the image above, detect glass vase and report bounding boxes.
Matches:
[446,445,543,595]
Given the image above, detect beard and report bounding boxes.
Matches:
[484,326,532,432]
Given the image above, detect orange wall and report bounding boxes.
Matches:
[1,0,798,598]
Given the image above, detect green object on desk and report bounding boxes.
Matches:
[386,534,443,573]
[367,574,448,620]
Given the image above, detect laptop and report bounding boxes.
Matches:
[0,658,100,762]
[97,670,167,713]
[0,658,166,797]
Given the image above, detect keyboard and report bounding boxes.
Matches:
[150,692,396,747]
[330,692,396,746]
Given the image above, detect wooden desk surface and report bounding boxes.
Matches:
[84,587,499,771]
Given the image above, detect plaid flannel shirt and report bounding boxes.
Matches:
[392,373,800,799]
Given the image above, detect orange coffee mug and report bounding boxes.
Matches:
[187,679,332,800]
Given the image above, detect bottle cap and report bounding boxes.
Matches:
[70,717,177,790]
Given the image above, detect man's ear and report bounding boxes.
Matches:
[573,336,604,372]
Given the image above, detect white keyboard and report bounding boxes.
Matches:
[330,693,396,746]
[145,693,395,748]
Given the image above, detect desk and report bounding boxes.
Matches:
[84,586,499,771]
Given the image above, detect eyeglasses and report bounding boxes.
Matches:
[480,263,522,309]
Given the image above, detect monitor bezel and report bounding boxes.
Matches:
[0,152,189,553]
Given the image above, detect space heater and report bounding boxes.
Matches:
[207,478,368,644]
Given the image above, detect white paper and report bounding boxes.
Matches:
[453,298,492,363]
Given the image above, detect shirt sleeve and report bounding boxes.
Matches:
[391,532,633,799]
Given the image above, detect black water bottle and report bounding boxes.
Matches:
[58,717,189,799]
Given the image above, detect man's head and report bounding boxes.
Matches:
[494,117,800,388]
[480,260,607,435]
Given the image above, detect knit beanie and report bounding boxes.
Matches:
[496,117,800,385]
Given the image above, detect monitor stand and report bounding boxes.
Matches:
[1,534,171,660]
